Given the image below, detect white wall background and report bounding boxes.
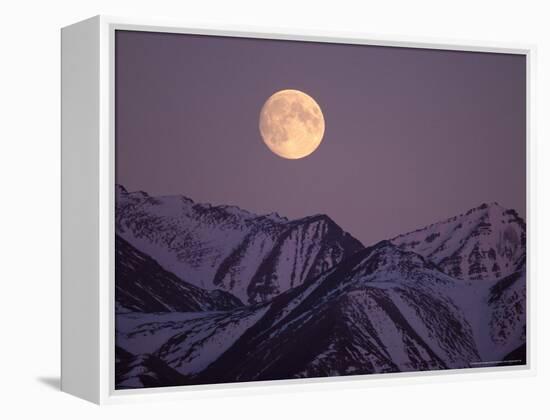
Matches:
[1,0,548,418]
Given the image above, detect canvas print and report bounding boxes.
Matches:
[114,30,527,389]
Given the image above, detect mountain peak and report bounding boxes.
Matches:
[293,214,344,230]
[300,213,334,224]
[391,202,525,281]
[116,185,151,200]
[466,201,504,215]
[116,184,128,195]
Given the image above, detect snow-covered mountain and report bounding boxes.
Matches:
[117,308,271,378]
[391,203,525,281]
[115,191,527,389]
[196,241,484,383]
[116,241,525,384]
[116,242,483,383]
[116,235,242,313]
[487,258,526,357]
[116,185,363,304]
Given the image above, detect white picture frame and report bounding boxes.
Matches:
[61,15,535,404]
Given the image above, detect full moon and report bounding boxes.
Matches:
[259,89,325,159]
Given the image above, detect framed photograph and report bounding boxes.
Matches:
[61,16,532,404]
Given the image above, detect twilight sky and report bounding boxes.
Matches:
[115,30,526,246]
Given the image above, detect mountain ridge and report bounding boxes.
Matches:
[114,187,526,388]
[391,202,525,281]
[116,184,364,304]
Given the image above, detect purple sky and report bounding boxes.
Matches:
[115,30,526,246]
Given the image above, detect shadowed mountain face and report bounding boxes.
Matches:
[115,187,526,389]
[116,235,242,313]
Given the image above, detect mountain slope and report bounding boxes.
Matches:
[114,197,527,389]
[117,242,484,384]
[115,346,188,389]
[391,203,525,281]
[196,242,480,383]
[116,185,363,304]
[116,308,270,377]
[116,235,242,313]
[487,261,526,357]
